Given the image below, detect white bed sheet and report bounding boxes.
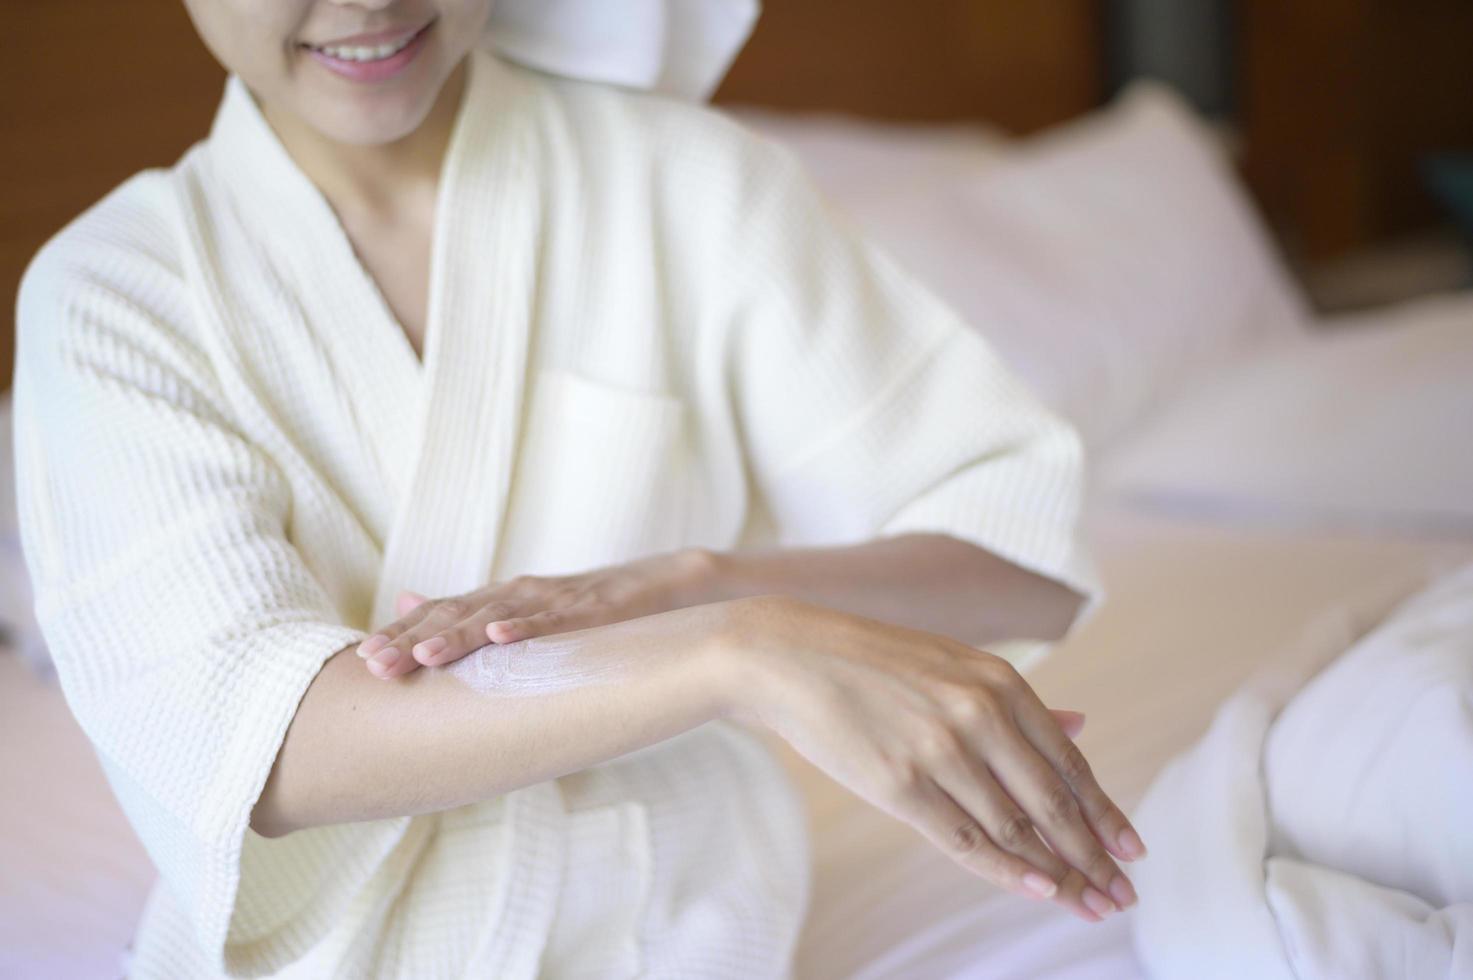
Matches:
[0,650,154,978]
[6,503,1469,979]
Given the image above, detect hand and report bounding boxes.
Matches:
[356,548,717,679]
[716,595,1146,923]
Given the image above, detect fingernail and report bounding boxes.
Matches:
[369,647,400,670]
[414,637,448,661]
[358,634,389,659]
[1108,873,1137,909]
[1118,826,1147,860]
[1082,886,1116,917]
[1022,872,1057,899]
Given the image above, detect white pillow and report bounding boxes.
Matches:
[1099,290,1473,535]
[727,106,1011,206]
[737,81,1312,450]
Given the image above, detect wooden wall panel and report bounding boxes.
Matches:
[713,0,1105,133]
[3,1,226,395]
[1238,0,1473,261]
[2,2,1105,395]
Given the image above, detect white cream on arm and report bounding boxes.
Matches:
[445,622,651,697]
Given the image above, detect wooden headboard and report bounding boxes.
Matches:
[8,2,1468,393]
[712,0,1104,132]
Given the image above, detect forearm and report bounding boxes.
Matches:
[251,600,736,838]
[696,533,1085,648]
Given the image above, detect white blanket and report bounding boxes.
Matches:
[1129,562,1473,978]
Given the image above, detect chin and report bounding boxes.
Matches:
[325,105,433,146]
[299,80,441,146]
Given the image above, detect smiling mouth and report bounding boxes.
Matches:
[299,19,435,61]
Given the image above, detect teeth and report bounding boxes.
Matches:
[314,31,415,61]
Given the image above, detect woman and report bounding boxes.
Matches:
[11,1,1146,976]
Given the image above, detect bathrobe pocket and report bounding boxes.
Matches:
[538,800,654,978]
[497,367,691,577]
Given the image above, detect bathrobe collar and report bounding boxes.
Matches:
[205,48,546,630]
[197,53,568,973]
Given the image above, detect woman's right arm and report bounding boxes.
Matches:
[258,593,1142,923]
[251,598,737,837]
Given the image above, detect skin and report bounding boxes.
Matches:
[186,0,1146,926]
[257,596,1142,924]
[178,0,489,353]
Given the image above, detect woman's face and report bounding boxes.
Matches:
[180,0,494,146]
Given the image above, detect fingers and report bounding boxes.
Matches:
[357,599,442,678]
[984,721,1136,915]
[358,597,518,679]
[898,771,1068,906]
[1015,695,1147,864]
[487,606,596,644]
[927,746,1112,922]
[406,599,521,669]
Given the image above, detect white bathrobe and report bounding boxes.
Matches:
[11,45,1099,979]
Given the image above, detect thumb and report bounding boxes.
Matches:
[1050,708,1086,739]
[395,589,430,616]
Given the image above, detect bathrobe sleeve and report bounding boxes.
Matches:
[722,140,1103,669]
[11,241,406,976]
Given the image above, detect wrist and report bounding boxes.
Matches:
[699,593,807,731]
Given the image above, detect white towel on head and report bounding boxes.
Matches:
[484,0,759,101]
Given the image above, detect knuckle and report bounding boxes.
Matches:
[439,599,469,619]
[941,684,1002,727]
[949,691,994,726]
[979,654,1024,689]
[454,624,486,647]
[948,819,986,855]
[997,811,1035,849]
[883,759,926,802]
[1043,781,1078,823]
[536,609,563,625]
[915,723,964,765]
[1059,743,1093,784]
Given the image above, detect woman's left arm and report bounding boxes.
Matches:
[360,129,1101,677]
[690,533,1087,651]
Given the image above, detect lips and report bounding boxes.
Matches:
[300,18,435,81]
[302,19,432,51]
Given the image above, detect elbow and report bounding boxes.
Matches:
[249,797,293,839]
[1002,572,1087,645]
[250,775,303,839]
[1043,584,1089,642]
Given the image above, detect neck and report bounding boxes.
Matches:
[260,57,469,219]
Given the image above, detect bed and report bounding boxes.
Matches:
[5,77,1473,980]
[6,483,1470,978]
